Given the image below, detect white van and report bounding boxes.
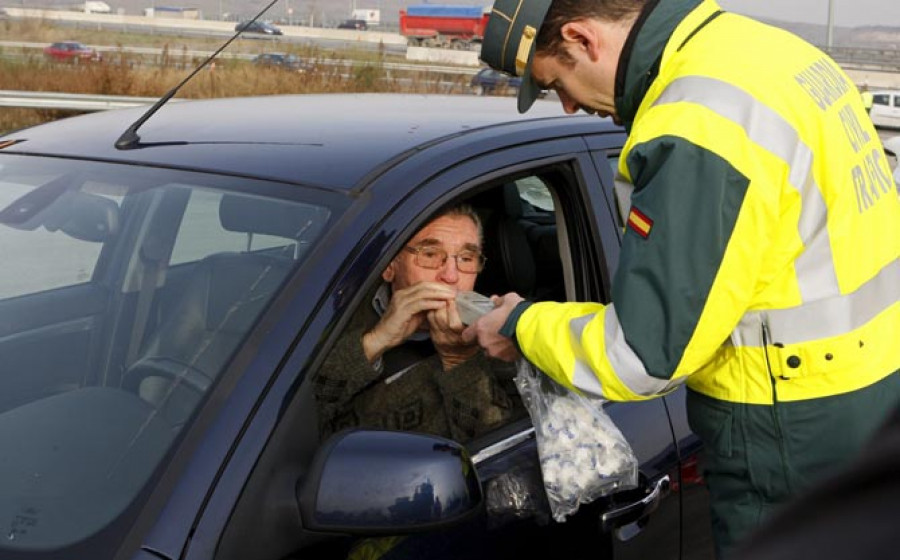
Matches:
[869,90,900,130]
[81,1,111,13]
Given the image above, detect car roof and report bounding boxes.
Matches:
[0,94,617,191]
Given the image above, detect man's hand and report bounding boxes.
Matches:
[363,282,455,363]
[427,298,478,370]
[462,292,524,362]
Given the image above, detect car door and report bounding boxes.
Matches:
[369,135,685,559]
[352,136,679,558]
[392,153,680,560]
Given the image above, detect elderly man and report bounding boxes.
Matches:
[315,204,523,444]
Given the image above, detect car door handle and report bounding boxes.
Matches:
[600,474,670,532]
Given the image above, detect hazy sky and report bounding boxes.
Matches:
[718,0,900,28]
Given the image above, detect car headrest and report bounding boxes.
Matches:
[501,183,524,219]
[219,194,329,241]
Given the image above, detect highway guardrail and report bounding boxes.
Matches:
[0,90,172,111]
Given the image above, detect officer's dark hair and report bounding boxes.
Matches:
[536,0,646,62]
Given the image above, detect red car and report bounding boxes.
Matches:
[43,41,102,63]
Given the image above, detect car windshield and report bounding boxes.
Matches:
[0,155,339,554]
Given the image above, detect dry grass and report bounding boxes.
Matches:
[0,20,474,133]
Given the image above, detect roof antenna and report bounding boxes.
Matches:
[115,0,281,150]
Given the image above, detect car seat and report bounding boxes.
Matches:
[474,184,538,299]
[122,194,324,426]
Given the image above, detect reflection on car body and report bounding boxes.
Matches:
[0,94,714,560]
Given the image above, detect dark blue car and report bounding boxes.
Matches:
[0,94,713,560]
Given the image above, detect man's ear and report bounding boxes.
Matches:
[382,262,396,283]
[560,19,602,61]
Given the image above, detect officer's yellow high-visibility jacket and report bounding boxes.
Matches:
[513,0,899,424]
[509,1,899,549]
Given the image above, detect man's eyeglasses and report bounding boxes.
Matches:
[403,245,486,273]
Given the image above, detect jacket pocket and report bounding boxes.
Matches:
[687,390,734,459]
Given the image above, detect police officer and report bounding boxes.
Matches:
[860,82,874,114]
[464,0,900,556]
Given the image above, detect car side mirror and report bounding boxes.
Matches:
[298,429,483,534]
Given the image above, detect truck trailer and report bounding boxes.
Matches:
[399,5,489,50]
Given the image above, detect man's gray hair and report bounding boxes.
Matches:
[433,203,483,245]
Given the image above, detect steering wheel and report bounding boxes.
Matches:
[121,356,212,425]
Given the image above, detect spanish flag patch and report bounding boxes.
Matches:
[627,207,653,239]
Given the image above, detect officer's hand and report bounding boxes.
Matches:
[462,292,524,362]
[363,282,455,363]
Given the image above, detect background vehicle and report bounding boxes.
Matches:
[42,40,101,63]
[350,7,380,27]
[870,89,900,129]
[252,53,313,73]
[470,67,523,96]
[399,4,489,49]
[0,94,714,560]
[80,1,112,13]
[235,20,283,36]
[337,18,368,30]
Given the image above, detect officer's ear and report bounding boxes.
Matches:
[560,19,603,62]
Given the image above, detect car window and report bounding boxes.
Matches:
[0,155,340,555]
[516,175,554,211]
[311,166,582,449]
[873,94,889,106]
[894,95,900,108]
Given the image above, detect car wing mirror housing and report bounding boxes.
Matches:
[298,429,483,534]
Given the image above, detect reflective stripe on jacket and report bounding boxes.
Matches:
[515,0,900,406]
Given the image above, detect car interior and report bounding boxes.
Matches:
[0,174,335,551]
[120,193,327,428]
[470,178,565,303]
